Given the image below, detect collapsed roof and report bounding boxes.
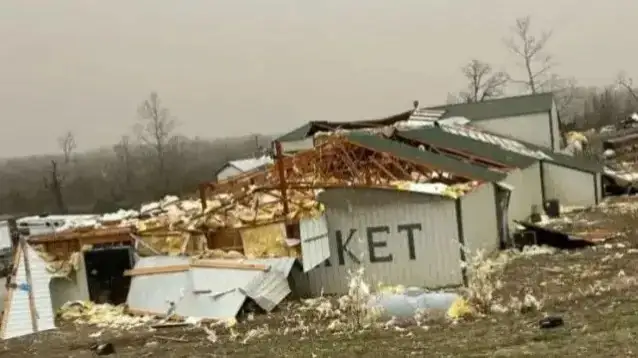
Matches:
[199,132,507,229]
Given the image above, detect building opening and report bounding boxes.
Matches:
[84,246,134,305]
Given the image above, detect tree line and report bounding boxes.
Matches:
[449,16,638,131]
[0,92,272,216]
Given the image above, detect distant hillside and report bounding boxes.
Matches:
[0,134,274,216]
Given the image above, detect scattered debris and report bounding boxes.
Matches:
[539,316,564,329]
[89,342,116,356]
[58,301,155,330]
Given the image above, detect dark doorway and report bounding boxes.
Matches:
[84,246,134,305]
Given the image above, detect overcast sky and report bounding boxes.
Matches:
[1,0,636,157]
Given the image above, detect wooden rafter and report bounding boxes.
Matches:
[196,134,478,228]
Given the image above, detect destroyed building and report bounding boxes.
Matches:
[276,93,562,154]
[425,92,561,152]
[0,92,613,340]
[200,132,512,294]
[396,124,603,209]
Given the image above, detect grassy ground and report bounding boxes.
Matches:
[3,197,638,357]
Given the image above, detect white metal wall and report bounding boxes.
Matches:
[308,188,463,295]
[542,162,597,207]
[280,137,314,153]
[473,112,553,150]
[459,183,499,256]
[504,162,544,229]
[49,254,90,312]
[1,244,56,339]
[0,222,11,249]
[300,215,330,272]
[216,166,242,182]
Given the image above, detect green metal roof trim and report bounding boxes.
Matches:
[523,142,603,173]
[275,123,313,142]
[427,92,555,121]
[274,110,413,143]
[345,132,507,183]
[398,128,537,169]
[544,153,602,173]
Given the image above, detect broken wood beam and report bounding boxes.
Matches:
[190,259,269,271]
[123,265,190,277]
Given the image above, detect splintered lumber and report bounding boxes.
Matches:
[190,260,269,271]
[123,260,269,277]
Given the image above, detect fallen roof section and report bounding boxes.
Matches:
[397,127,537,169]
[199,134,496,228]
[399,124,602,174]
[344,132,508,183]
[275,110,414,142]
[126,256,296,320]
[427,93,555,121]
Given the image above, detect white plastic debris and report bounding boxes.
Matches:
[368,289,460,319]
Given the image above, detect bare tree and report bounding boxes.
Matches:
[44,131,76,213]
[43,160,66,213]
[504,16,553,94]
[544,75,578,120]
[58,131,77,164]
[113,135,135,188]
[616,72,638,103]
[136,92,177,192]
[455,59,509,103]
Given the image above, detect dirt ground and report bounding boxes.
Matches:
[4,197,638,357]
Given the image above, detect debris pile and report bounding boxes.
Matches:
[32,248,82,277]
[58,301,155,330]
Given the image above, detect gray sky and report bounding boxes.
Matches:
[1,0,636,157]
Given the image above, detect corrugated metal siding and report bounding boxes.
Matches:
[504,162,543,230]
[472,112,553,150]
[127,256,295,320]
[308,188,462,295]
[2,244,56,339]
[542,162,597,207]
[241,270,291,312]
[300,215,330,272]
[191,267,261,296]
[460,183,499,255]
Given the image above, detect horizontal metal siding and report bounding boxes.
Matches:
[473,112,552,150]
[308,188,462,295]
[542,162,596,207]
[460,183,499,255]
[504,162,543,229]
